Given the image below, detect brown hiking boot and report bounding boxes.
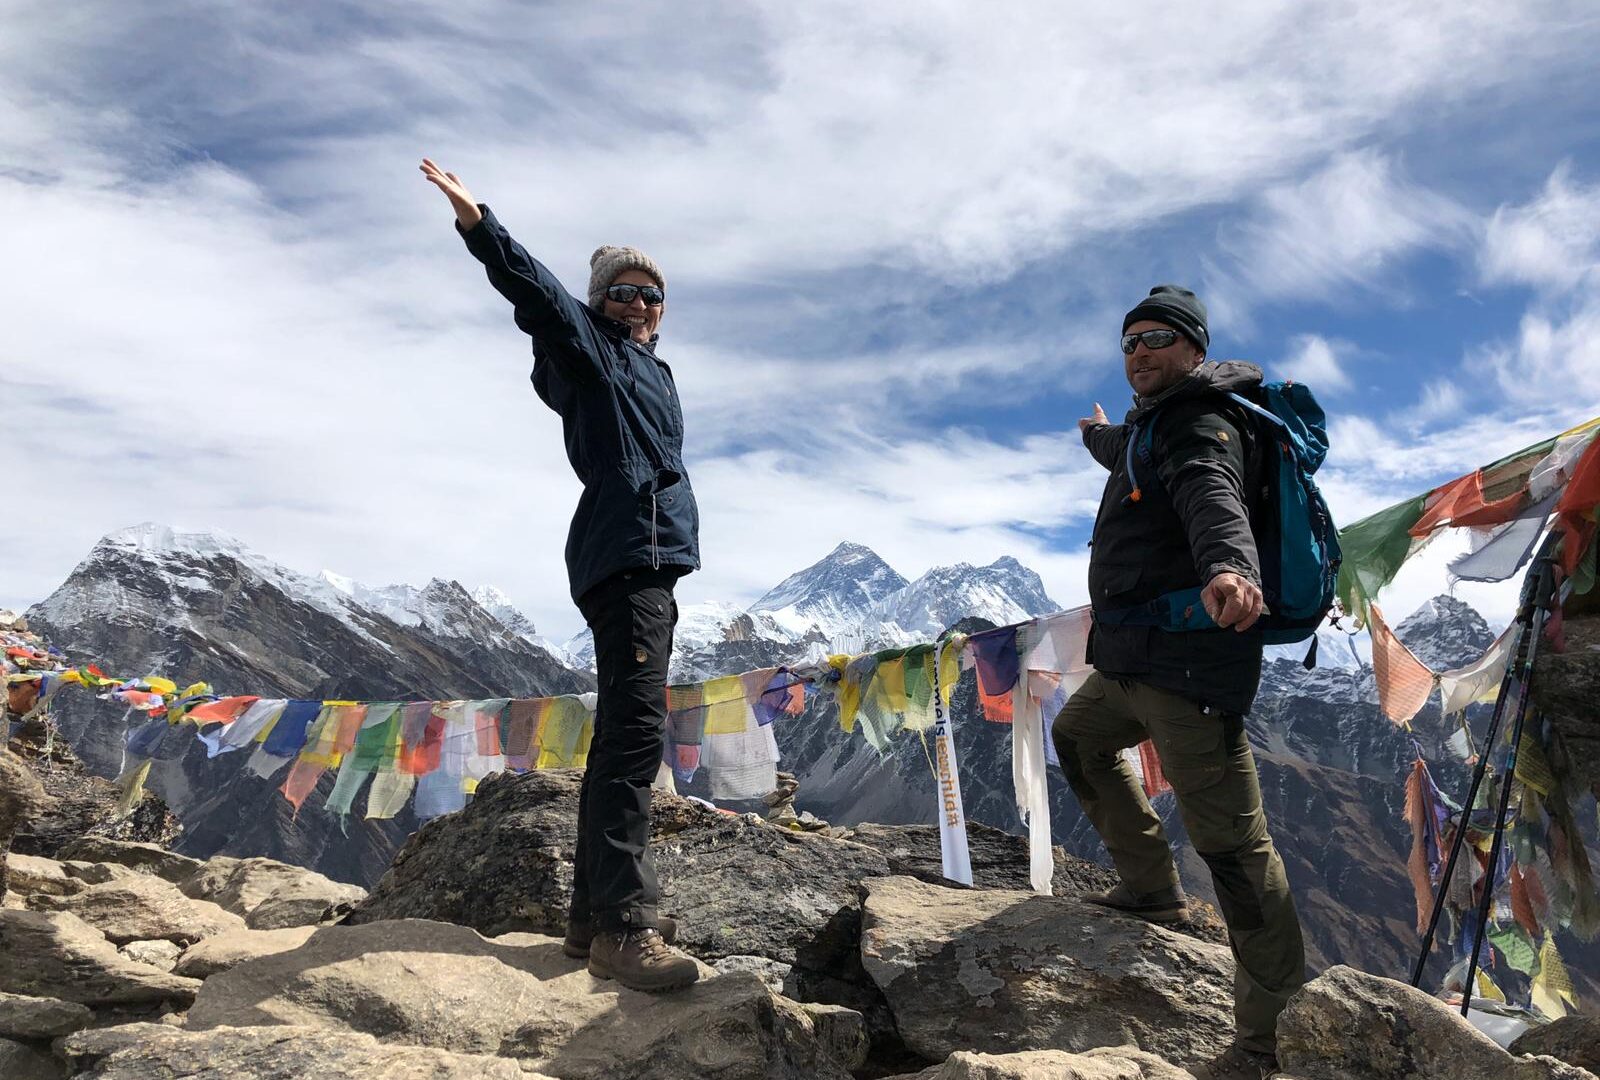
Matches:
[587,927,699,992]
[1186,1044,1279,1079]
[563,914,677,959]
[1082,882,1188,924]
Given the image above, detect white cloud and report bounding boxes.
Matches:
[1480,164,1600,293]
[4,1,1600,642]
[1472,167,1600,408]
[1205,151,1476,329]
[1275,334,1353,391]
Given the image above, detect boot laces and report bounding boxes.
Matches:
[629,928,673,963]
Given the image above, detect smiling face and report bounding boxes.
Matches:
[1124,319,1204,397]
[602,269,665,344]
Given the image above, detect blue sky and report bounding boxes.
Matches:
[5,2,1600,640]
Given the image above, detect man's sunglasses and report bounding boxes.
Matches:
[605,283,665,306]
[1121,329,1181,354]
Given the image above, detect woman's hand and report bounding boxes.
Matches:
[420,158,483,231]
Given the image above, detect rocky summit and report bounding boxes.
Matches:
[3,755,1597,1079]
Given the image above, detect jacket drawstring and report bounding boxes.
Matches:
[651,492,660,570]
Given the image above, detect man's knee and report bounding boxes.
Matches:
[1051,712,1124,803]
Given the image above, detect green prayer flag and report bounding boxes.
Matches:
[1335,493,1428,626]
[1488,922,1539,976]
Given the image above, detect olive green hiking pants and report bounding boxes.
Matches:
[1051,671,1306,1054]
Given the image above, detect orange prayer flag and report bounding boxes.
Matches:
[1369,603,1435,725]
[186,696,260,724]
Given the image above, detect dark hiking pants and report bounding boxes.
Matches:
[569,567,678,932]
[1052,671,1306,1054]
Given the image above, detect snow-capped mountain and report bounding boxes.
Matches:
[749,541,910,642]
[469,584,580,668]
[873,556,1057,641]
[1390,594,1499,671]
[560,543,1063,680]
[27,523,592,889]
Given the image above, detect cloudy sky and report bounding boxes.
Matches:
[6,2,1600,641]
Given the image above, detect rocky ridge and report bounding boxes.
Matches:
[2,757,1594,1079]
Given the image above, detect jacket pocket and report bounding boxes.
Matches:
[1094,563,1144,605]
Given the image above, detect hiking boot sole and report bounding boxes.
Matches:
[1084,896,1187,924]
[585,953,699,992]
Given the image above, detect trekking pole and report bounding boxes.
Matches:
[1409,533,1558,987]
[1458,551,1557,1016]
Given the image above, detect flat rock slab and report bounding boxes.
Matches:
[186,918,859,1079]
[60,1022,537,1079]
[60,862,142,886]
[1510,1016,1600,1073]
[0,991,93,1039]
[56,838,203,884]
[0,909,202,1006]
[0,1036,65,1080]
[889,1047,1192,1079]
[860,875,1235,1066]
[173,925,318,979]
[1277,965,1596,1080]
[5,855,81,899]
[348,770,897,1018]
[180,855,366,929]
[28,873,237,945]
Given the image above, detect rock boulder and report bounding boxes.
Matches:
[0,909,201,1005]
[180,855,365,928]
[60,1022,538,1079]
[888,1047,1192,1079]
[172,924,318,979]
[0,1036,64,1080]
[1276,965,1596,1080]
[0,991,93,1039]
[0,748,50,899]
[27,873,233,945]
[56,838,204,884]
[348,769,900,1025]
[4,855,81,899]
[185,918,862,1079]
[859,875,1236,1067]
[1510,1016,1600,1073]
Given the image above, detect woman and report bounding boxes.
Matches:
[421,159,700,992]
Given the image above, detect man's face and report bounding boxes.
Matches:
[1123,319,1204,397]
[602,269,665,344]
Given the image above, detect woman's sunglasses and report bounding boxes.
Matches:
[1121,328,1181,354]
[605,283,665,306]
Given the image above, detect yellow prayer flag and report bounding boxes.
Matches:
[703,675,750,735]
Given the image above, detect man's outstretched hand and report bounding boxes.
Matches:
[1202,571,1264,632]
[1078,402,1109,433]
[420,159,483,231]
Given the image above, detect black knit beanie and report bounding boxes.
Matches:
[1122,285,1209,352]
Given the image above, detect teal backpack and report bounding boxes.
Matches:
[1100,381,1342,662]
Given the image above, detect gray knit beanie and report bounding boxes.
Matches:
[587,245,665,309]
[1123,284,1209,352]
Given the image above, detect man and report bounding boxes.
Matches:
[421,159,700,992]
[1055,285,1306,1080]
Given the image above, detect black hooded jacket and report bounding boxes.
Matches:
[459,206,700,603]
[1082,361,1268,714]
